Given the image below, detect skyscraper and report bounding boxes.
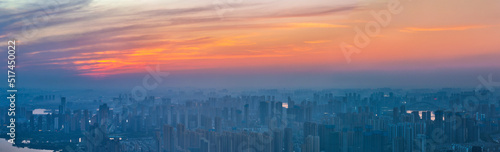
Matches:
[284,128,293,152]
[163,125,174,152]
[260,101,270,125]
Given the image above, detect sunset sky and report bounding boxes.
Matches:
[1,0,499,89]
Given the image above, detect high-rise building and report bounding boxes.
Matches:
[200,138,210,152]
[363,131,385,152]
[163,125,175,152]
[244,104,249,123]
[284,128,293,152]
[435,110,444,124]
[304,122,318,141]
[98,103,110,127]
[214,117,222,132]
[412,111,420,122]
[276,102,283,116]
[302,135,320,152]
[259,101,269,125]
[393,107,400,123]
[60,97,66,115]
[177,123,186,150]
[273,130,283,152]
[416,134,426,152]
[319,124,336,151]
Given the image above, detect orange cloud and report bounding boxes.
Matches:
[404,25,489,32]
[288,23,348,28]
[304,40,331,44]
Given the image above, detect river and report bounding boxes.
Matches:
[0,139,52,152]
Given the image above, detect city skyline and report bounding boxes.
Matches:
[1,0,500,152]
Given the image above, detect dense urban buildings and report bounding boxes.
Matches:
[1,88,500,152]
